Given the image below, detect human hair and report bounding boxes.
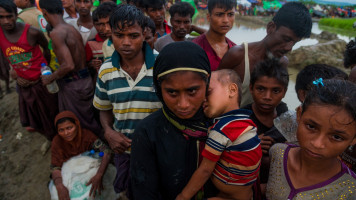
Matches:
[0,0,17,15]
[92,1,118,22]
[168,2,195,19]
[127,0,144,7]
[344,39,356,68]
[55,117,76,130]
[144,16,156,35]
[39,0,63,15]
[142,0,165,9]
[295,64,348,94]
[250,59,289,89]
[302,79,356,124]
[207,0,236,13]
[109,4,146,31]
[158,71,209,87]
[272,2,312,39]
[215,69,242,106]
[30,0,36,5]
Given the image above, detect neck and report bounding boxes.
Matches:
[296,148,341,175]
[171,33,185,41]
[65,6,77,18]
[78,14,92,24]
[205,29,226,43]
[252,103,276,118]
[4,22,22,35]
[120,50,145,69]
[49,15,66,27]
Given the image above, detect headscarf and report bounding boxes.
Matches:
[153,41,211,139]
[51,111,98,168]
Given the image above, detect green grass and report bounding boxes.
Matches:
[319,18,356,31]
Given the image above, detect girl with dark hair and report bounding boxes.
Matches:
[266,79,356,200]
[51,111,111,200]
[130,41,217,199]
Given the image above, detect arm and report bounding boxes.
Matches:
[100,110,131,154]
[176,158,216,200]
[190,25,207,35]
[86,152,111,197]
[42,30,75,85]
[36,29,51,65]
[130,125,160,199]
[279,56,289,68]
[349,67,356,83]
[52,169,70,200]
[219,46,245,82]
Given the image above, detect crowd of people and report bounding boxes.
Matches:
[0,0,356,199]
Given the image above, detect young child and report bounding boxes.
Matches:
[176,69,262,200]
[143,16,157,52]
[266,79,356,199]
[242,59,288,188]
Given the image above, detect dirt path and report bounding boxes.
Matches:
[0,81,51,200]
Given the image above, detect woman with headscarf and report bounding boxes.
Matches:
[130,42,217,199]
[51,111,111,200]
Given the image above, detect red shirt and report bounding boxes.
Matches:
[0,24,47,81]
[193,34,236,71]
[156,20,172,38]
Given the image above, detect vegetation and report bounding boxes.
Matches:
[319,17,356,31]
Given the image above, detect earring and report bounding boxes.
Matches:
[349,145,354,152]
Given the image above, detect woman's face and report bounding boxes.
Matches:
[57,120,78,142]
[161,71,207,119]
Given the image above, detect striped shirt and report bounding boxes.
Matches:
[102,39,115,62]
[93,44,161,137]
[202,109,262,186]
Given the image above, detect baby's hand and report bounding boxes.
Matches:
[259,134,275,154]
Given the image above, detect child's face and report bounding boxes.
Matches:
[204,73,231,118]
[161,71,207,119]
[144,27,156,50]
[250,76,286,113]
[57,120,78,142]
[297,104,356,160]
[94,16,111,40]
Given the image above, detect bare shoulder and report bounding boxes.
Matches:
[219,45,245,70]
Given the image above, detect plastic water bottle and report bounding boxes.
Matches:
[41,63,59,93]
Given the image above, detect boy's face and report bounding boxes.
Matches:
[75,0,92,16]
[112,22,145,60]
[94,16,111,40]
[250,76,286,113]
[144,27,156,50]
[207,6,234,35]
[146,5,165,26]
[266,23,301,58]
[204,73,232,118]
[170,13,191,39]
[0,8,17,32]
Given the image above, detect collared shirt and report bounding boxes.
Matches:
[156,20,172,38]
[193,34,236,71]
[63,9,78,22]
[102,39,115,62]
[93,43,161,137]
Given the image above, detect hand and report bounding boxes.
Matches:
[56,183,70,200]
[17,77,31,87]
[104,129,132,154]
[10,69,17,79]
[89,58,103,72]
[176,193,189,200]
[258,134,275,154]
[86,173,103,197]
[41,74,54,86]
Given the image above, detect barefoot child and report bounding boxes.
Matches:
[266,79,356,199]
[176,69,262,200]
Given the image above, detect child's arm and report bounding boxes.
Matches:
[176,157,217,200]
[86,151,111,197]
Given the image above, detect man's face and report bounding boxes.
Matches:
[62,0,74,9]
[146,5,165,26]
[94,16,111,40]
[266,23,301,58]
[112,22,145,60]
[75,0,92,16]
[14,0,27,9]
[207,6,234,35]
[170,13,191,39]
[144,27,156,50]
[0,8,17,32]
